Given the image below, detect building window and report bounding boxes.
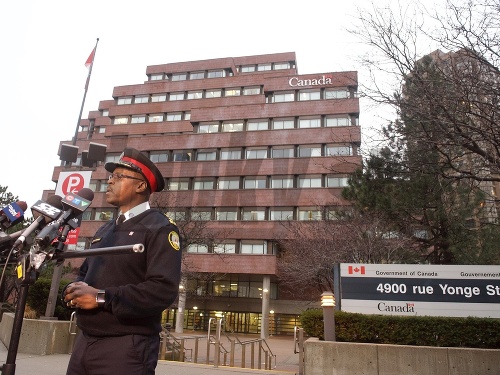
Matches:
[172,151,191,161]
[207,70,225,78]
[247,120,268,131]
[166,210,187,221]
[298,208,322,221]
[326,145,352,156]
[187,91,203,100]
[214,242,236,253]
[117,97,132,105]
[168,179,189,190]
[299,175,322,188]
[198,123,219,133]
[326,116,350,127]
[149,151,168,163]
[218,178,240,189]
[257,63,271,71]
[98,126,105,133]
[298,145,322,157]
[191,210,211,221]
[273,93,294,103]
[271,146,294,158]
[220,148,241,160]
[135,95,149,104]
[95,209,115,221]
[274,62,290,70]
[225,88,241,97]
[150,73,164,81]
[271,176,294,188]
[196,150,217,161]
[244,177,266,189]
[241,208,265,221]
[325,89,349,99]
[270,208,293,220]
[101,109,109,116]
[299,90,321,101]
[246,148,268,159]
[105,153,121,163]
[169,92,185,101]
[240,65,256,72]
[149,114,164,122]
[299,117,321,128]
[166,113,182,121]
[171,73,187,81]
[240,240,267,254]
[216,209,237,221]
[113,117,128,124]
[206,89,222,98]
[222,122,243,132]
[327,176,349,187]
[184,112,191,120]
[193,179,214,190]
[190,71,205,80]
[151,94,167,102]
[131,115,146,124]
[188,244,209,253]
[272,118,294,130]
[243,86,260,95]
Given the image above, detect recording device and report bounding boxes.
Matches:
[34,188,94,247]
[0,201,27,230]
[10,195,64,251]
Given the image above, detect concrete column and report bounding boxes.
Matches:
[260,276,270,339]
[175,281,186,333]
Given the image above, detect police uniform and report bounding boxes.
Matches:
[66,148,182,375]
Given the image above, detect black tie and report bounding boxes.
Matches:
[116,214,125,225]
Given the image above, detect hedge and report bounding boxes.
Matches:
[299,308,500,349]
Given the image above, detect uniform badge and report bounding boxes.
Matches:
[168,231,180,251]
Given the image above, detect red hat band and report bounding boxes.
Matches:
[121,156,158,192]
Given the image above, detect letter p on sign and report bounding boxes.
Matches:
[55,171,92,198]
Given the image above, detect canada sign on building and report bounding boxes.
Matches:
[340,264,500,318]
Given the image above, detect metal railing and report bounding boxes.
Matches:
[159,317,277,370]
[294,326,305,375]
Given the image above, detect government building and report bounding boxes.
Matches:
[48,52,361,336]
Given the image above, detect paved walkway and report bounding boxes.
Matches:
[0,332,300,375]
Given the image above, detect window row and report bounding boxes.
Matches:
[147,61,292,82]
[115,86,261,106]
[80,205,344,223]
[186,276,278,300]
[197,116,358,133]
[113,112,191,124]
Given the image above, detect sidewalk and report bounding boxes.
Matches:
[0,332,299,375]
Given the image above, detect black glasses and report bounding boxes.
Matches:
[108,173,145,182]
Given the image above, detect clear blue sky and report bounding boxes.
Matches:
[0,0,439,213]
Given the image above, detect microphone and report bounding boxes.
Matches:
[0,201,27,230]
[11,195,64,251]
[34,188,94,247]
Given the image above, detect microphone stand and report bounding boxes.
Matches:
[0,239,144,375]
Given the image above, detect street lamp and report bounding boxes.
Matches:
[321,291,336,341]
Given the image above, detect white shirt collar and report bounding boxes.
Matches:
[119,201,150,222]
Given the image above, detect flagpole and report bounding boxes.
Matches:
[72,38,99,146]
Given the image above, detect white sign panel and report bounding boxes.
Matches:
[340,264,500,318]
[55,171,92,197]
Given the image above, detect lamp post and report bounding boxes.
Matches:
[321,291,336,341]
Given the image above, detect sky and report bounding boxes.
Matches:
[0,0,441,215]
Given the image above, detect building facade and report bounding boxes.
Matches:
[48,52,361,335]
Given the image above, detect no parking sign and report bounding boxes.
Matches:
[55,171,92,197]
[54,171,93,246]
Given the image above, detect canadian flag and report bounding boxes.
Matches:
[348,265,366,275]
[85,49,95,69]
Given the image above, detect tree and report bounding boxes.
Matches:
[276,207,416,298]
[352,0,500,191]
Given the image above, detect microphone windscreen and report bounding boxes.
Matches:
[16,201,28,212]
[46,195,63,209]
[77,188,95,202]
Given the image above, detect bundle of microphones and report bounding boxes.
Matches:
[0,188,94,269]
